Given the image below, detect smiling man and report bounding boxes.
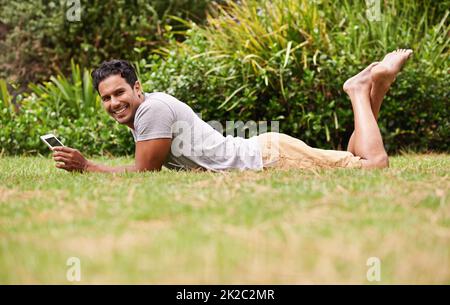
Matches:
[53,59,262,172]
[52,52,413,173]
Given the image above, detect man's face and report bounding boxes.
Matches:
[98,74,142,128]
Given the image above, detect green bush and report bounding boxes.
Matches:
[0,0,214,86]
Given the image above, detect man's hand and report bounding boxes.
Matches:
[52,146,88,172]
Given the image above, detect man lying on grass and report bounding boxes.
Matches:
[52,49,413,173]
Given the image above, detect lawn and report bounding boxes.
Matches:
[0,154,449,284]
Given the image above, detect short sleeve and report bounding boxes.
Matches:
[134,99,175,141]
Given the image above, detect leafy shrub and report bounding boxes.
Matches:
[28,60,101,119]
[0,0,214,86]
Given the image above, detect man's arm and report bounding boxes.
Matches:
[52,138,172,173]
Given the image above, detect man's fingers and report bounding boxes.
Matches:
[51,147,85,173]
[52,146,74,153]
[55,163,69,170]
[53,151,71,158]
[53,156,70,163]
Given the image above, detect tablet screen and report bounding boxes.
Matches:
[46,137,63,147]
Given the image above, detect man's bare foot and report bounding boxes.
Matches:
[371,49,413,86]
[369,49,413,119]
[343,62,378,94]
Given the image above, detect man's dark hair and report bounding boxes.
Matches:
[91,59,138,92]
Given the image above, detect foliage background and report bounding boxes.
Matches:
[0,0,214,85]
[0,0,449,156]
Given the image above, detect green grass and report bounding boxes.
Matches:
[0,154,449,284]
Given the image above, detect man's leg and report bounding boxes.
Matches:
[346,49,413,154]
[343,63,388,169]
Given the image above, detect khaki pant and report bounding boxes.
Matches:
[256,132,362,170]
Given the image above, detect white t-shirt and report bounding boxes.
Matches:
[130,92,263,171]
